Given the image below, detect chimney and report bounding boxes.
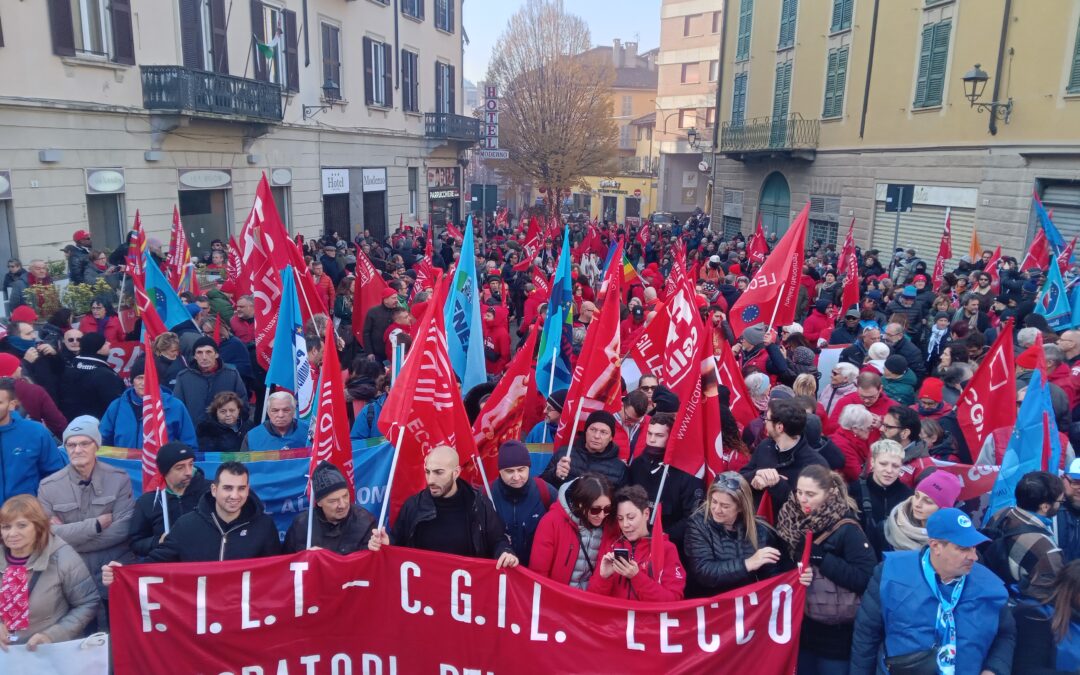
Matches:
[612,39,622,67]
[626,41,638,67]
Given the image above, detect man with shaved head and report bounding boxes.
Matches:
[368,445,518,568]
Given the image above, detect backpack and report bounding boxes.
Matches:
[536,478,553,509]
[977,518,1046,588]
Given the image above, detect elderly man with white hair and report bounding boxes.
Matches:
[241,392,310,450]
[819,362,859,415]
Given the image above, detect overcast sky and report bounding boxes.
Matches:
[462,0,663,83]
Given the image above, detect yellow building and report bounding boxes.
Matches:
[711,0,1080,261]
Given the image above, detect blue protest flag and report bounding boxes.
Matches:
[985,369,1061,522]
[443,215,488,394]
[536,228,574,397]
[1035,196,1067,252]
[265,267,313,420]
[143,252,193,329]
[1035,260,1074,330]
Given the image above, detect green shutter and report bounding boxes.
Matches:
[834,46,849,116]
[823,49,838,118]
[914,23,935,107]
[736,0,753,61]
[830,0,852,33]
[1069,21,1080,93]
[779,0,797,49]
[732,73,747,126]
[924,20,951,106]
[771,62,792,146]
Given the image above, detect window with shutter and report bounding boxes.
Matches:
[823,46,848,118]
[447,64,456,111]
[914,20,950,108]
[209,0,228,74]
[402,0,424,21]
[382,43,393,107]
[732,73,747,126]
[830,0,853,33]
[363,37,374,105]
[736,0,753,61]
[251,0,266,80]
[770,62,792,146]
[47,0,77,57]
[284,10,298,92]
[179,0,204,69]
[435,61,444,113]
[402,50,419,112]
[778,0,797,50]
[110,0,135,64]
[322,24,341,99]
[436,0,454,33]
[1068,19,1080,94]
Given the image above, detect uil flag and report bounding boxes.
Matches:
[443,215,488,395]
[957,319,1015,456]
[728,203,809,337]
[536,228,574,398]
[379,278,477,523]
[167,206,192,292]
[931,209,953,292]
[143,251,192,330]
[351,245,392,347]
[514,217,543,271]
[140,328,168,492]
[553,280,622,449]
[472,326,539,483]
[308,335,355,498]
[1035,258,1074,330]
[838,218,859,311]
[265,266,315,419]
[747,214,769,265]
[1034,191,1067,254]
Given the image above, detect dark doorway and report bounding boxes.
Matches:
[178,189,230,262]
[323,193,350,241]
[363,191,387,241]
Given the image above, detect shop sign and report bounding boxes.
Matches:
[483,85,499,149]
[178,169,233,191]
[321,169,349,195]
[0,171,11,200]
[426,167,460,189]
[362,168,387,193]
[86,168,126,194]
[271,168,293,186]
[599,179,620,189]
[429,189,461,199]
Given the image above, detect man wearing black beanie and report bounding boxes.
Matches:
[284,461,375,555]
[128,442,211,558]
[540,409,627,489]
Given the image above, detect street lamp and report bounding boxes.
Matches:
[302,79,342,120]
[961,63,1012,125]
[687,126,701,150]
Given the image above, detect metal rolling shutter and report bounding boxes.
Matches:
[1041,183,1080,243]
[871,202,975,266]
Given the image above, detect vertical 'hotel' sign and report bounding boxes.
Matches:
[484,85,499,149]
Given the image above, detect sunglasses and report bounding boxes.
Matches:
[588,505,612,516]
[713,472,742,491]
[65,337,81,343]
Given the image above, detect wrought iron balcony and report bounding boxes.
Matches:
[141,66,283,122]
[425,112,481,143]
[719,114,818,161]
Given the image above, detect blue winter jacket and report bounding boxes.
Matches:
[524,420,557,444]
[243,418,310,450]
[100,388,199,449]
[0,411,66,504]
[488,476,556,566]
[1057,504,1080,563]
[350,395,386,440]
[850,548,1014,675]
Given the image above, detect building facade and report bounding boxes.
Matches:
[711,0,1080,261]
[0,0,474,266]
[656,0,723,219]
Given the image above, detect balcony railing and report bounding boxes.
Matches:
[720,114,819,158]
[141,65,283,122]
[617,156,658,175]
[425,112,481,143]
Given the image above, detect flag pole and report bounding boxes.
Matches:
[305,477,315,550]
[473,455,495,505]
[563,399,585,458]
[160,488,171,534]
[261,385,271,422]
[650,464,670,526]
[377,425,407,529]
[541,345,557,443]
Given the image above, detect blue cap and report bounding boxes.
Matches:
[927,508,989,547]
[901,285,918,298]
[186,303,202,317]
[1066,458,1080,480]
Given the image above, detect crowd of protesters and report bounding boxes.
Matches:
[1,212,1080,675]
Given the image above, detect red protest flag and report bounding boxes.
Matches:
[715,335,758,430]
[167,205,192,290]
[1020,228,1049,272]
[242,174,294,369]
[378,278,477,523]
[513,217,543,271]
[350,244,392,347]
[530,267,551,297]
[661,265,711,477]
[284,238,328,322]
[212,314,222,343]
[553,280,623,450]
[598,240,624,299]
[637,220,651,251]
[747,213,769,265]
[141,329,168,492]
[446,220,464,241]
[838,218,860,311]
[956,319,1016,456]
[931,209,953,292]
[1059,237,1077,273]
[729,203,809,336]
[413,220,435,296]
[309,336,355,498]
[984,245,1003,291]
[628,298,667,367]
[471,326,540,484]
[127,212,168,339]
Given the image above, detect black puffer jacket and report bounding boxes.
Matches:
[628,451,703,547]
[684,516,792,595]
[391,479,512,559]
[128,470,211,558]
[284,505,376,555]
[147,489,280,562]
[542,439,628,489]
[848,477,913,558]
[58,355,126,420]
[196,418,255,452]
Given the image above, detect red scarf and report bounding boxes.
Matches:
[1,559,30,631]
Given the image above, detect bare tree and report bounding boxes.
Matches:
[485,0,618,221]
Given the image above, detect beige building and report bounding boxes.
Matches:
[0,0,474,267]
[711,0,1080,261]
[656,0,723,218]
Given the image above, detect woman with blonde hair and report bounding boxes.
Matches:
[792,372,818,400]
[0,495,99,648]
[683,472,791,595]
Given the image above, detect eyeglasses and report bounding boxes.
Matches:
[64,440,96,450]
[880,423,901,430]
[639,385,657,392]
[588,505,612,516]
[65,337,81,343]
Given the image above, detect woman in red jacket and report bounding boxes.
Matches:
[482,305,511,375]
[588,486,686,601]
[528,474,618,590]
[834,404,873,483]
[76,297,126,344]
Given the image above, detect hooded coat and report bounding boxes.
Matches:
[482,305,511,375]
[528,484,619,587]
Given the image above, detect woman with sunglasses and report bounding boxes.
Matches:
[587,486,685,601]
[684,472,791,596]
[528,474,618,591]
[75,296,125,344]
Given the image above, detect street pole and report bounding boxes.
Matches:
[889,186,904,280]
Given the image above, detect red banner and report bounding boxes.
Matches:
[110,547,805,674]
[900,459,1000,501]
